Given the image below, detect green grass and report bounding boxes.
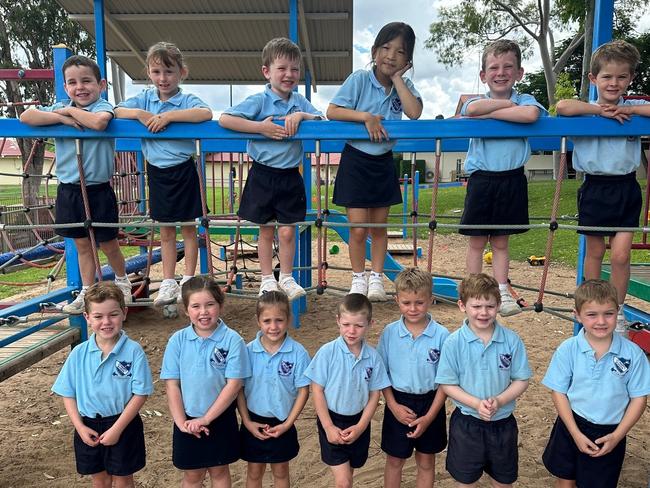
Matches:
[2,180,649,299]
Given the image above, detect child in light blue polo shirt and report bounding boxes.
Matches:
[220,38,323,301]
[20,55,132,315]
[237,291,310,487]
[542,279,650,488]
[160,276,251,486]
[377,267,449,488]
[556,40,650,336]
[115,42,213,306]
[459,39,546,318]
[327,22,422,302]
[436,273,531,487]
[52,282,153,486]
[305,293,390,487]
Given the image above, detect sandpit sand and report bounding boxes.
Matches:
[0,233,648,487]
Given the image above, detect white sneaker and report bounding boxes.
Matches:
[279,276,306,300]
[259,278,280,296]
[154,280,181,306]
[349,274,368,296]
[63,289,86,315]
[499,292,521,316]
[114,279,133,304]
[616,312,628,337]
[367,275,388,302]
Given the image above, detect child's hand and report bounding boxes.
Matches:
[245,420,271,440]
[136,111,154,126]
[389,402,417,426]
[477,398,498,421]
[406,415,433,439]
[363,113,388,142]
[183,418,210,438]
[57,114,83,131]
[145,113,171,133]
[390,61,413,83]
[280,112,304,137]
[260,116,288,140]
[324,425,345,445]
[572,431,600,455]
[77,425,100,447]
[592,431,623,457]
[265,422,290,438]
[340,423,364,444]
[600,104,632,123]
[98,426,121,446]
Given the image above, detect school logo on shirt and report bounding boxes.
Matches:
[210,347,229,368]
[112,360,132,378]
[390,97,402,113]
[364,367,373,382]
[426,348,441,364]
[611,356,630,376]
[278,360,294,376]
[498,353,512,370]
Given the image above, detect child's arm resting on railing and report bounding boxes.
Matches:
[219,113,288,140]
[20,107,83,130]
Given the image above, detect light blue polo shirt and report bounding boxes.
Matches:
[570,98,649,175]
[435,320,532,420]
[223,84,323,169]
[117,87,210,168]
[461,90,547,173]
[377,315,450,394]
[305,336,390,415]
[160,321,251,418]
[52,331,153,418]
[330,69,421,156]
[243,331,311,420]
[542,329,650,425]
[38,98,115,184]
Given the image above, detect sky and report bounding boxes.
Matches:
[113,0,650,119]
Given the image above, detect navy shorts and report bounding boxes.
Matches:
[459,167,529,236]
[172,403,239,469]
[240,411,300,463]
[73,413,145,476]
[317,409,371,469]
[332,144,402,208]
[381,388,447,458]
[148,158,204,222]
[238,161,306,224]
[542,413,626,488]
[577,172,641,236]
[446,408,519,485]
[55,182,119,242]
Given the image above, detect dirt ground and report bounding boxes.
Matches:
[0,233,648,487]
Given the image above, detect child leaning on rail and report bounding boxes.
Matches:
[219,37,323,301]
[459,39,547,318]
[115,42,213,306]
[51,282,153,486]
[20,55,133,314]
[327,22,422,302]
[541,279,650,488]
[556,40,650,336]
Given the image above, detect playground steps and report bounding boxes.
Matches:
[387,242,423,257]
[0,325,79,382]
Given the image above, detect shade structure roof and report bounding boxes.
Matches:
[55,0,353,91]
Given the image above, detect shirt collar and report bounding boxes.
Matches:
[335,335,370,359]
[150,87,184,106]
[63,98,103,110]
[251,330,293,354]
[89,330,128,356]
[397,315,437,338]
[187,319,226,342]
[576,328,621,355]
[264,83,297,106]
[460,319,504,344]
[486,89,519,103]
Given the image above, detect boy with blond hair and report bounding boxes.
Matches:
[460,39,547,317]
[556,40,650,335]
[219,38,323,300]
[542,279,650,488]
[378,267,449,487]
[436,273,531,487]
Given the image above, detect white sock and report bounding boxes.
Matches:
[279,272,293,282]
[618,304,625,317]
[352,271,365,280]
[498,283,508,294]
[370,271,382,279]
[180,275,193,285]
[162,278,177,286]
[114,275,129,283]
[261,274,276,283]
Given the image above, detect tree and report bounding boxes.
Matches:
[0,0,94,205]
